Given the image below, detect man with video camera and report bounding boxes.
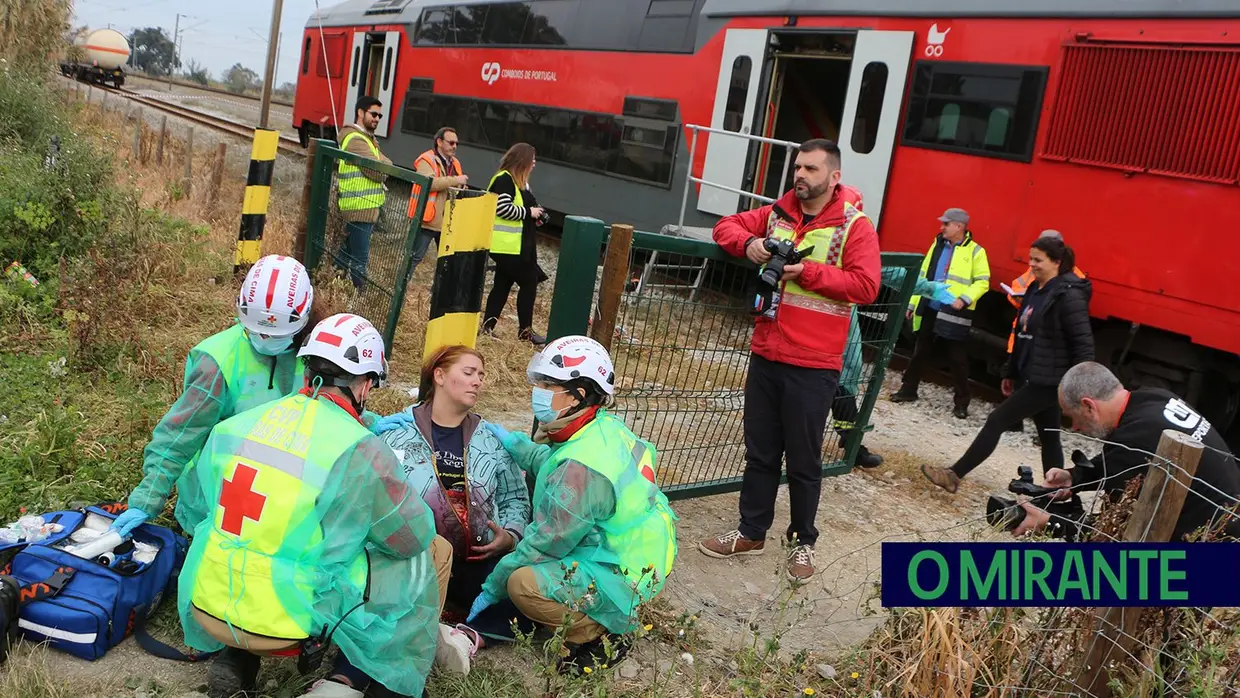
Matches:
[1005,362,1240,541]
[698,139,880,582]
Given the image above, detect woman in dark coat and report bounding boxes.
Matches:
[922,237,1095,493]
[482,142,549,346]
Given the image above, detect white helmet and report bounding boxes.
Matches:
[298,313,388,382]
[236,255,314,337]
[526,335,615,396]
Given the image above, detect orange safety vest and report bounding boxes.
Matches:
[1006,266,1087,352]
[413,149,463,225]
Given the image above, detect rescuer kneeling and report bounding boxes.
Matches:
[474,336,679,674]
[177,313,440,698]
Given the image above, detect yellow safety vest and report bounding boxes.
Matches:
[190,394,369,640]
[908,234,991,336]
[770,201,868,316]
[487,170,523,256]
[337,131,386,212]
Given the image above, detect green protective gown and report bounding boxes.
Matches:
[127,323,304,528]
[482,410,679,636]
[176,392,439,697]
[839,267,938,393]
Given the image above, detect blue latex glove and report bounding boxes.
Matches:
[484,422,512,444]
[110,509,150,537]
[466,591,497,623]
[931,283,957,306]
[370,412,415,435]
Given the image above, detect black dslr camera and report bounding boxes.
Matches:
[758,238,812,289]
[534,208,551,227]
[986,466,1085,536]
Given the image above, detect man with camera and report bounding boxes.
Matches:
[1009,362,1240,541]
[698,139,881,582]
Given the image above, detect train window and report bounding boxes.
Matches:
[524,0,579,46]
[399,93,678,186]
[722,56,751,132]
[902,60,1048,162]
[624,97,677,121]
[416,8,453,44]
[452,5,488,44]
[850,61,888,155]
[646,0,695,17]
[350,46,361,86]
[382,48,393,91]
[302,37,312,75]
[480,3,530,44]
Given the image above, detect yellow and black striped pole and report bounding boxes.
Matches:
[234,128,280,270]
[423,190,498,363]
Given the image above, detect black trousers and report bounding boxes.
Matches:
[900,310,971,410]
[738,354,839,548]
[950,381,1064,478]
[446,554,534,641]
[484,266,538,332]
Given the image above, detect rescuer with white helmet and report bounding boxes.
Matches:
[176,312,439,698]
[474,335,678,674]
[111,255,321,538]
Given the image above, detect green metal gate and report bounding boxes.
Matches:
[304,139,432,353]
[546,216,922,500]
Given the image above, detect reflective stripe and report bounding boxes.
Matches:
[338,171,370,180]
[339,186,385,199]
[237,439,305,479]
[946,274,972,285]
[975,275,990,281]
[492,221,523,233]
[936,312,972,326]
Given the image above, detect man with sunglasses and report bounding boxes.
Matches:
[412,126,470,273]
[336,96,393,290]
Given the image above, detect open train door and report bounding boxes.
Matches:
[697,28,768,217]
[343,32,367,130]
[836,30,915,227]
[373,31,401,138]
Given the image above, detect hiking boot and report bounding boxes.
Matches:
[854,444,883,468]
[953,407,969,419]
[299,679,364,698]
[518,328,547,346]
[206,647,261,698]
[921,464,960,494]
[889,391,918,404]
[557,634,631,676]
[786,545,816,583]
[698,529,765,558]
[434,623,480,676]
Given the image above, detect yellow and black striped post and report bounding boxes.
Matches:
[423,191,499,363]
[234,128,280,270]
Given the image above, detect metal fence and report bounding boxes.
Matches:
[304,139,431,353]
[545,216,922,500]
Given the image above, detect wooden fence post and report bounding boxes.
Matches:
[206,143,227,203]
[132,109,143,161]
[1075,429,1205,698]
[294,138,318,263]
[156,115,168,165]
[590,223,634,352]
[184,127,194,195]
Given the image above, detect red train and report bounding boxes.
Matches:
[293,0,1240,440]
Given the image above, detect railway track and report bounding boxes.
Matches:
[97,84,305,157]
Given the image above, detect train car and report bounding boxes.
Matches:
[61,28,130,87]
[294,0,1240,439]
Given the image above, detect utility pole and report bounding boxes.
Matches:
[258,0,285,129]
[168,13,182,91]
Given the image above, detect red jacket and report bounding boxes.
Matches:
[712,185,881,371]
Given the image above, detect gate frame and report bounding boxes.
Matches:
[304,138,432,354]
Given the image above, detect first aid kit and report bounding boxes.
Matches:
[0,504,203,662]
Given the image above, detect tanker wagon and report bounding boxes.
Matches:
[60,29,131,88]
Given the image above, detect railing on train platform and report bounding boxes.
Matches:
[546,215,923,500]
[304,138,432,354]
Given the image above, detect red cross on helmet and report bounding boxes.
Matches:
[236,255,314,337]
[526,334,615,396]
[298,313,388,382]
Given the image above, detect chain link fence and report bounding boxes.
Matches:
[304,139,431,353]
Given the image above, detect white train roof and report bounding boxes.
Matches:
[305,0,1240,30]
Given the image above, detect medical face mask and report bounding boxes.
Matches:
[248,332,294,357]
[531,386,565,424]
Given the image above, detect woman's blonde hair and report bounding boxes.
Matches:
[418,345,485,404]
[498,142,536,190]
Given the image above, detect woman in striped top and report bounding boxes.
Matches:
[483,143,549,346]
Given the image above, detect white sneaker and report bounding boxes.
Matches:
[435,623,479,675]
[300,679,364,697]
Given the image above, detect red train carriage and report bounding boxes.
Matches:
[294,0,1240,439]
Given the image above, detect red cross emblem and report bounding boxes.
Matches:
[219,463,267,536]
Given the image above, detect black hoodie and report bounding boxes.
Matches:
[1003,273,1095,386]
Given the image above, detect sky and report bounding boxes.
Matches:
[71,0,325,87]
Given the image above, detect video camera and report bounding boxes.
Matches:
[986,466,1085,537]
[751,238,814,316]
